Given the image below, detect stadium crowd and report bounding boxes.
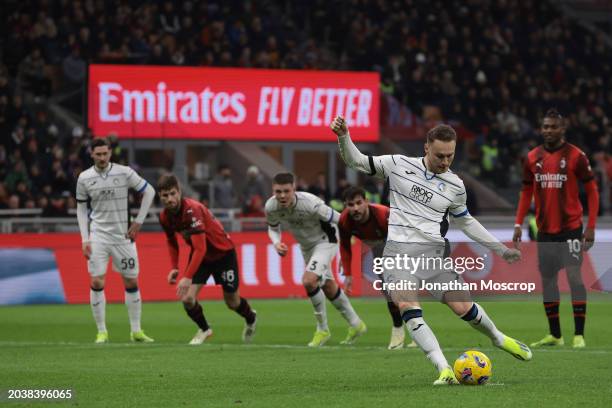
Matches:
[1,0,611,214]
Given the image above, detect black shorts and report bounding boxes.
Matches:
[192,249,239,293]
[537,227,583,276]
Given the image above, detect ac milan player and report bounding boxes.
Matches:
[513,109,599,349]
[338,186,416,350]
[157,174,257,345]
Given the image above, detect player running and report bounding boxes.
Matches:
[513,108,599,349]
[157,174,257,345]
[76,137,156,344]
[265,173,366,347]
[332,116,531,385]
[339,186,416,350]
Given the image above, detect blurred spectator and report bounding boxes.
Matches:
[242,165,266,207]
[212,164,235,208]
[308,172,331,203]
[18,48,50,97]
[241,195,266,218]
[296,177,309,192]
[42,193,68,217]
[7,194,20,210]
[5,161,30,192]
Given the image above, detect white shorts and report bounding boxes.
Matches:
[302,243,338,283]
[88,242,140,278]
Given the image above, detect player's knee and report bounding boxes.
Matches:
[182,296,196,308]
[90,276,105,290]
[447,301,472,317]
[123,277,138,290]
[224,295,240,310]
[302,274,319,291]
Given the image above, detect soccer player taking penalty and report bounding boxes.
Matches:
[513,109,598,349]
[331,116,532,385]
[339,186,416,349]
[158,174,257,344]
[76,137,156,344]
[265,173,366,347]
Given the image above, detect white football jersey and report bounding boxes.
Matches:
[76,163,149,244]
[369,155,468,244]
[265,191,337,249]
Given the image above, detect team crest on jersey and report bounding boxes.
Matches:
[437,182,446,192]
[560,158,566,169]
[113,178,120,184]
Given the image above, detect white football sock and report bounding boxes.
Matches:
[464,303,505,346]
[125,288,142,333]
[90,288,107,333]
[308,288,329,332]
[330,289,361,327]
[405,314,449,372]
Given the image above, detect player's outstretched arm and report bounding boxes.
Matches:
[331,116,372,174]
[453,214,521,263]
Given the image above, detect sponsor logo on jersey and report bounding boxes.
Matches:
[535,173,567,188]
[437,182,446,192]
[190,216,203,228]
[409,184,433,204]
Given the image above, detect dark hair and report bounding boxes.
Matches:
[91,137,111,149]
[273,173,295,185]
[343,186,367,202]
[157,173,180,192]
[426,124,457,143]
[543,108,563,120]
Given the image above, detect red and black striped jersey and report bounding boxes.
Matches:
[521,143,594,234]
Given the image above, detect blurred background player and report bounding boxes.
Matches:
[513,108,599,349]
[332,115,531,385]
[76,137,156,344]
[338,186,416,350]
[265,173,366,347]
[158,174,256,345]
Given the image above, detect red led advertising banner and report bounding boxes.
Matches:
[88,65,380,142]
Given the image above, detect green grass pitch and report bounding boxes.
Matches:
[1,298,611,407]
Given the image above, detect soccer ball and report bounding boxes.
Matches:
[453,350,492,385]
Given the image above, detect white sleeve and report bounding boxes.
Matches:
[75,176,88,203]
[265,202,281,244]
[268,224,282,245]
[314,201,339,224]
[134,183,155,224]
[453,215,507,256]
[449,186,507,256]
[126,167,148,192]
[449,188,469,217]
[337,132,395,180]
[76,202,90,242]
